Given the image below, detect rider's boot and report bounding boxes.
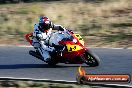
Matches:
[35,49,41,56]
[43,57,51,63]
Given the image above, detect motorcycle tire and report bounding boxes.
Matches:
[81,49,100,67]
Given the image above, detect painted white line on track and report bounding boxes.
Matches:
[0,44,32,47]
[88,47,132,49]
[0,77,76,82]
[17,45,33,48]
[0,77,131,87]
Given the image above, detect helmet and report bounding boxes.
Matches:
[39,16,52,32]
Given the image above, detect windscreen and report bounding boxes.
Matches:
[49,31,73,46]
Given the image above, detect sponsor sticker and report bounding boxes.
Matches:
[76,66,131,84]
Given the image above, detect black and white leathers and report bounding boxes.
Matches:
[32,23,65,61]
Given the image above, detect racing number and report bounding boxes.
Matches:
[69,46,76,51]
[74,34,83,40]
[67,44,82,52]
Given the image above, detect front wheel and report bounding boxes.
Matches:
[81,50,100,67]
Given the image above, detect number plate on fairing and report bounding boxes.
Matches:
[66,44,83,52]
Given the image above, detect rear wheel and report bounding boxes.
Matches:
[81,50,100,67]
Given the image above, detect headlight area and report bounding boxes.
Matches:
[73,39,77,43]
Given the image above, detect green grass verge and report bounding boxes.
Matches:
[0,80,92,88]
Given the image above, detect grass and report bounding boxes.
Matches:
[0,80,92,88]
[0,0,132,48]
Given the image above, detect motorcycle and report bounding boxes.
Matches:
[25,30,100,67]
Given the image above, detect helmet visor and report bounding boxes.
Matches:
[39,23,50,31]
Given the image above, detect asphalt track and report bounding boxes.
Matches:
[0,46,132,86]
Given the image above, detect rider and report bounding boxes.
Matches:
[33,16,66,62]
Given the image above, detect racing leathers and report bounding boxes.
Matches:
[32,23,65,62]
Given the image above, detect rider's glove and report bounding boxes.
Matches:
[67,29,73,34]
[58,25,67,32]
[58,31,64,34]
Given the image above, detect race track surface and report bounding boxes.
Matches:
[0,46,132,85]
